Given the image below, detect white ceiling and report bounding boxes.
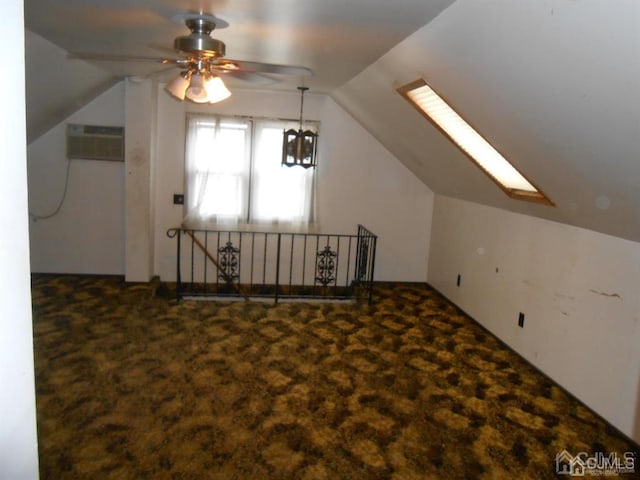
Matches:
[24,0,640,242]
[25,0,453,91]
[334,0,640,242]
[24,0,453,141]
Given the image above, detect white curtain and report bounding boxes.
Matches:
[250,119,316,227]
[183,115,251,226]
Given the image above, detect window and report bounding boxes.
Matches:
[397,79,553,206]
[184,114,317,227]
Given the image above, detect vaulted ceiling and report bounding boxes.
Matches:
[24,0,640,242]
[24,0,454,138]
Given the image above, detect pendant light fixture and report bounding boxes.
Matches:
[282,87,318,168]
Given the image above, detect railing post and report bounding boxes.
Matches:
[275,233,281,304]
[354,225,364,302]
[166,228,183,301]
[368,235,377,305]
[176,230,182,300]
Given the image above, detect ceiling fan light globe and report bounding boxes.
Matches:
[165,73,190,100]
[187,93,210,103]
[204,76,231,104]
[185,88,209,102]
[185,74,210,102]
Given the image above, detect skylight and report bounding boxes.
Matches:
[397,79,553,206]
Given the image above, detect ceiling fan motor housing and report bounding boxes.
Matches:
[174,18,225,57]
[175,34,226,58]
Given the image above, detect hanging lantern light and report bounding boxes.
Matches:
[282,86,318,168]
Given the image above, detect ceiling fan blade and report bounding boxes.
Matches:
[222,70,278,85]
[68,52,187,66]
[146,65,184,80]
[216,59,312,77]
[148,43,182,56]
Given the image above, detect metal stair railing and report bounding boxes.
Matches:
[166,225,377,304]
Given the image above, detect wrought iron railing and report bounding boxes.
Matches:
[166,225,377,304]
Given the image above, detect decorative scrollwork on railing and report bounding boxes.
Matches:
[218,241,240,284]
[169,226,377,303]
[315,245,337,286]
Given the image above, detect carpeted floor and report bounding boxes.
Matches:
[31,274,638,479]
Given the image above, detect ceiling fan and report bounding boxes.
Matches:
[69,12,313,104]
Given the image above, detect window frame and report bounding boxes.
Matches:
[397,78,554,206]
[184,113,319,228]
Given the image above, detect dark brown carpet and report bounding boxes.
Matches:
[31,274,638,479]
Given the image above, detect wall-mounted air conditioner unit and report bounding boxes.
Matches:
[66,124,125,162]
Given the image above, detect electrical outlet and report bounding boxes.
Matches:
[518,312,525,328]
[173,194,184,205]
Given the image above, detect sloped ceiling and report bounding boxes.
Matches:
[24,0,640,242]
[334,0,640,242]
[25,31,118,143]
[24,0,454,140]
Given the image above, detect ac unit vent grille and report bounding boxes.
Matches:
[66,124,125,162]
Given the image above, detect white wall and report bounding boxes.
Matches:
[154,88,433,282]
[124,79,156,282]
[318,97,433,281]
[28,83,125,274]
[29,85,432,281]
[0,0,40,477]
[428,195,640,442]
